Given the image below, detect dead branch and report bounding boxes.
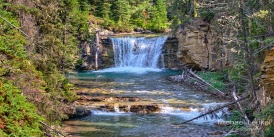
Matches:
[233,87,250,124]
[0,15,29,38]
[181,95,249,124]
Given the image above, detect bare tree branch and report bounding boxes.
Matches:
[181,95,249,124]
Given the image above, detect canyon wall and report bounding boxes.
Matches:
[175,18,230,70]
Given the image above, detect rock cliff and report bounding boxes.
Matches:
[261,47,274,100]
[176,18,220,70]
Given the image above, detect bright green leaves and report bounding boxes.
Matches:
[0,81,44,137]
[0,2,27,59]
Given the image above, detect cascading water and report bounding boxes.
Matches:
[111,36,167,69]
[64,36,228,136]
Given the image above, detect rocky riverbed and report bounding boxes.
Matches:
[62,69,230,137]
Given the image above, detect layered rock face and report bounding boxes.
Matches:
[261,47,274,99]
[176,18,212,69]
[78,36,114,70]
[162,37,179,69]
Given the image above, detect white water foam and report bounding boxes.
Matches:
[91,109,130,116]
[94,67,163,74]
[111,36,167,68]
[159,103,228,124]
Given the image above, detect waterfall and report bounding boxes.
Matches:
[111,36,167,68]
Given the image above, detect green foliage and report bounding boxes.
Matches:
[130,1,151,29]
[1,1,79,135]
[148,0,168,32]
[256,101,274,137]
[224,61,249,93]
[226,110,250,137]
[265,126,274,137]
[229,110,245,128]
[167,0,195,29]
[199,9,215,22]
[111,0,133,32]
[91,0,169,32]
[0,81,44,137]
[196,71,226,91]
[0,4,26,59]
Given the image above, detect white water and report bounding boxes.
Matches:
[89,102,228,124]
[159,103,228,124]
[107,36,167,73]
[94,66,162,74]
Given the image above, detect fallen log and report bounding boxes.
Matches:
[181,95,249,124]
[187,69,225,96]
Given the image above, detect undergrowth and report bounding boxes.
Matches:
[196,71,226,91]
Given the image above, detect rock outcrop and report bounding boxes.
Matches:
[78,37,114,70]
[162,37,179,68]
[175,16,235,70]
[176,18,211,69]
[260,47,274,100]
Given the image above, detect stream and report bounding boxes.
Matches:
[62,37,229,137]
[63,68,228,137]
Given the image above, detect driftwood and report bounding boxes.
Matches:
[181,95,249,124]
[40,121,66,137]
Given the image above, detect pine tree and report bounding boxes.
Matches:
[111,0,132,32]
[96,0,112,20]
[130,0,151,29]
[149,0,168,32]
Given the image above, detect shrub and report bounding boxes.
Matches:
[0,81,44,137]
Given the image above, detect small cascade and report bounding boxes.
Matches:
[114,104,120,113]
[160,54,165,68]
[159,103,229,124]
[111,36,167,68]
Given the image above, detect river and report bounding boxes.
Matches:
[63,68,228,137]
[62,36,228,137]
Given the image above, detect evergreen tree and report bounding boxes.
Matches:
[149,0,168,32]
[111,0,132,32]
[130,0,151,29]
[96,0,112,20]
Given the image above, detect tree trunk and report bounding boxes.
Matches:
[239,0,257,100]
